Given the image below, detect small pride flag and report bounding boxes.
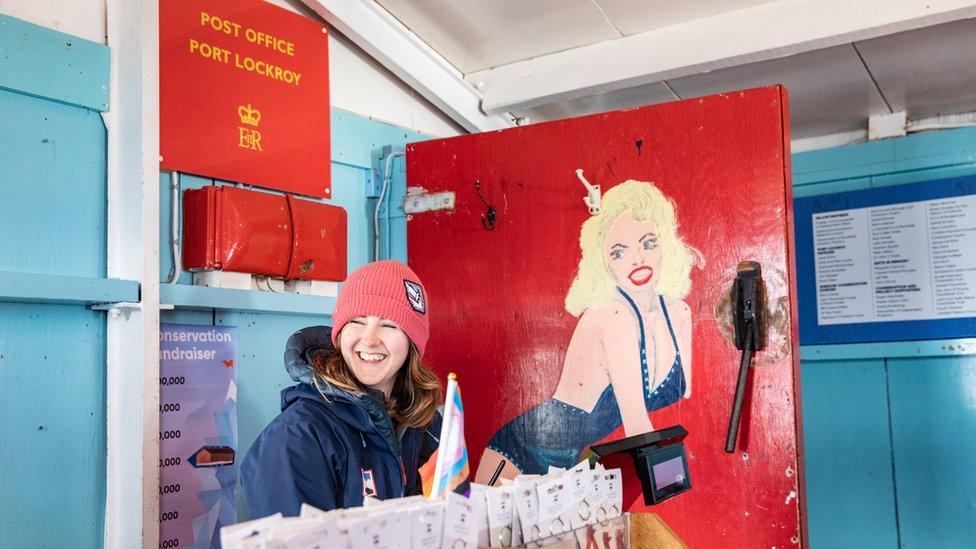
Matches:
[420,372,470,499]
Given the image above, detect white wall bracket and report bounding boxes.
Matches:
[403,189,456,214]
[92,302,175,317]
[869,111,908,140]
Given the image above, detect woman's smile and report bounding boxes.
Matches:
[628,266,654,285]
[605,213,663,293]
[355,351,388,364]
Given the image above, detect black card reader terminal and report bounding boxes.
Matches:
[589,425,691,505]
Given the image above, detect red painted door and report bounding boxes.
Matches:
[407,86,804,547]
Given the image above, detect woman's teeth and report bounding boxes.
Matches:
[357,351,386,363]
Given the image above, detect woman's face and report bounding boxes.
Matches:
[605,212,664,294]
[339,315,411,397]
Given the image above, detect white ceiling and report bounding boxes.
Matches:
[513,43,897,139]
[316,0,976,147]
[375,0,776,73]
[506,16,976,141]
[855,17,976,120]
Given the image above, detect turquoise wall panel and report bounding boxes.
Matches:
[801,338,976,361]
[331,109,431,170]
[792,127,976,185]
[0,14,110,111]
[0,303,105,549]
[887,356,976,548]
[335,162,377,271]
[800,359,898,547]
[796,126,976,547]
[792,176,871,198]
[871,165,976,188]
[0,88,106,278]
[0,35,108,546]
[162,309,214,326]
[0,272,137,305]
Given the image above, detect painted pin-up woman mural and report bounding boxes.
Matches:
[475,180,702,482]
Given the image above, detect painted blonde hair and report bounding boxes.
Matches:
[565,180,701,316]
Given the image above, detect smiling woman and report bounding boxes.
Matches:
[242,260,443,517]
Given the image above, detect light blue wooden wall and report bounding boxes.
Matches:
[795,127,976,548]
[0,18,114,548]
[0,14,421,547]
[0,87,109,547]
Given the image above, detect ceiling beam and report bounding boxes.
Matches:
[300,0,514,133]
[467,0,976,113]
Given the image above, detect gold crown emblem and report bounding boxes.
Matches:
[237,104,261,127]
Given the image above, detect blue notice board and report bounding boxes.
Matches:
[795,176,976,345]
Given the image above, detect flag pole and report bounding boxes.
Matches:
[429,372,457,500]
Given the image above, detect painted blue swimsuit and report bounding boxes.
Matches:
[487,291,685,473]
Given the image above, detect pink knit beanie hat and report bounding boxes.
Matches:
[331,260,430,357]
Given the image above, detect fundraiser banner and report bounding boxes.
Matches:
[160,0,331,197]
[159,324,238,549]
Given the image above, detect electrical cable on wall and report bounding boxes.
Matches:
[166,170,182,284]
[375,150,405,261]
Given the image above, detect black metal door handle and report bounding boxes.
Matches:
[725,261,764,453]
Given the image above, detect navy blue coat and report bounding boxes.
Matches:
[241,326,440,518]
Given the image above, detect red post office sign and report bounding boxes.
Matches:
[161,0,331,198]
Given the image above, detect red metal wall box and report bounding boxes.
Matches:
[182,186,346,281]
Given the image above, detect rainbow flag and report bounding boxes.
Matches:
[420,373,470,499]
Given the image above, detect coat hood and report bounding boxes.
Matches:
[283,325,332,384]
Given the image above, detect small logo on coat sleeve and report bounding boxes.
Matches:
[404,280,426,314]
[361,468,377,497]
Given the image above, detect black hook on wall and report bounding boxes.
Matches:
[474,179,497,230]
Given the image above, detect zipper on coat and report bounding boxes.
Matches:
[365,419,407,497]
[399,459,407,497]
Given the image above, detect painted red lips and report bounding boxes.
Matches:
[628,266,654,286]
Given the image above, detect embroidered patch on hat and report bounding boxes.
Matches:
[361,468,377,497]
[404,280,426,314]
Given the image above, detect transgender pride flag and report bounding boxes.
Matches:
[420,373,470,499]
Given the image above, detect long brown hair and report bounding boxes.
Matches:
[311,341,442,429]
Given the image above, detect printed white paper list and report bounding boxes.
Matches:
[813,194,976,325]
